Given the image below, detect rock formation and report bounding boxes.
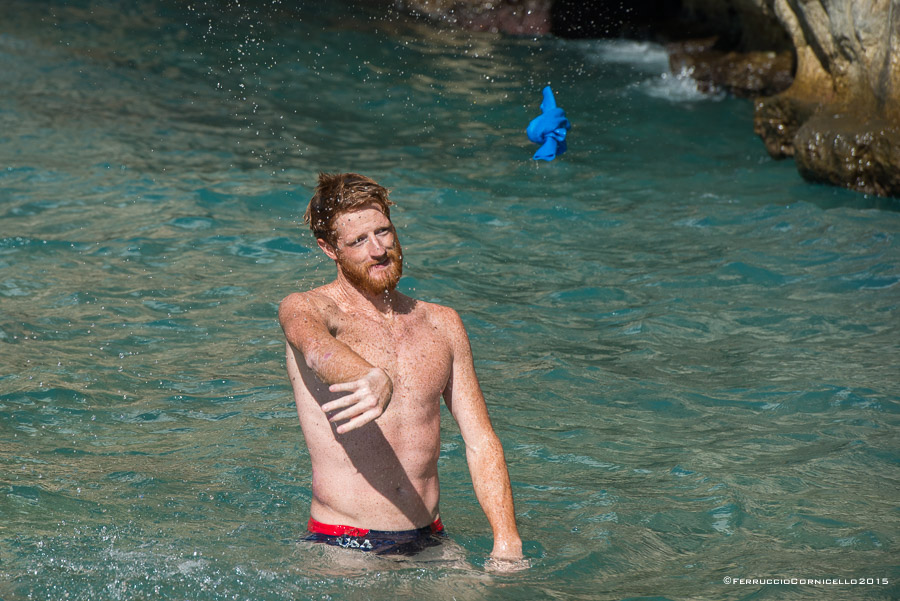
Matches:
[753,0,900,197]
[667,36,794,99]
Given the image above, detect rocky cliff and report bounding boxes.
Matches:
[752,0,899,197]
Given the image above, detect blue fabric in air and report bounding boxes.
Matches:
[526,86,571,161]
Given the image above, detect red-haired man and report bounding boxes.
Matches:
[279,172,523,561]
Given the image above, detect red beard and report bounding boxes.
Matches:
[337,241,403,296]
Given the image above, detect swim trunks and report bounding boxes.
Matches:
[304,517,445,556]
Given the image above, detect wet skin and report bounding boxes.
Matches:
[279,205,523,560]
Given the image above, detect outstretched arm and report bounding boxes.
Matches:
[442,309,523,560]
[279,292,392,433]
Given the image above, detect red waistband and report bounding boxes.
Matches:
[307,516,443,537]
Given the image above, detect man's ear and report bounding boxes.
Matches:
[317,238,338,261]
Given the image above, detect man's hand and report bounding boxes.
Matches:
[485,556,530,573]
[321,367,393,434]
[491,537,523,560]
[486,537,528,572]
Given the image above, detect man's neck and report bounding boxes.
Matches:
[331,274,399,317]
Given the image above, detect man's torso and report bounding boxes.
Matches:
[285,285,454,530]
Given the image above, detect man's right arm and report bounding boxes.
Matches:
[278,292,392,433]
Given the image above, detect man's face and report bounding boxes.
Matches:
[328,205,402,296]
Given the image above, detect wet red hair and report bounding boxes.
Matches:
[304,172,394,246]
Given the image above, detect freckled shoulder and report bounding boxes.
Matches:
[416,300,468,346]
[278,288,339,327]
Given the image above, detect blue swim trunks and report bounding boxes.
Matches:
[305,517,445,556]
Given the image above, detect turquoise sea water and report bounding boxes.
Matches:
[1,1,898,600]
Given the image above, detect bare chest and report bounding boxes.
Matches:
[332,309,452,403]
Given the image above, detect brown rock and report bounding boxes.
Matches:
[668,38,794,98]
[753,0,900,197]
[793,112,900,197]
[753,93,818,158]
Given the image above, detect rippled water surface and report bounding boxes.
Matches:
[1,1,898,600]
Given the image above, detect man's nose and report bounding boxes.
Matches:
[366,235,386,255]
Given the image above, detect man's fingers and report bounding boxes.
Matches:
[328,380,361,394]
[319,369,389,433]
[485,557,530,573]
[326,401,370,424]
[321,390,362,413]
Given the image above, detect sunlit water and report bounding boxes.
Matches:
[1,1,898,600]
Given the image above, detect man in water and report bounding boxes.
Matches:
[278,172,523,560]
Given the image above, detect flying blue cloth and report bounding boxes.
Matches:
[526,86,571,161]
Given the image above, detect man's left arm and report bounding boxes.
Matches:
[441,308,523,560]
